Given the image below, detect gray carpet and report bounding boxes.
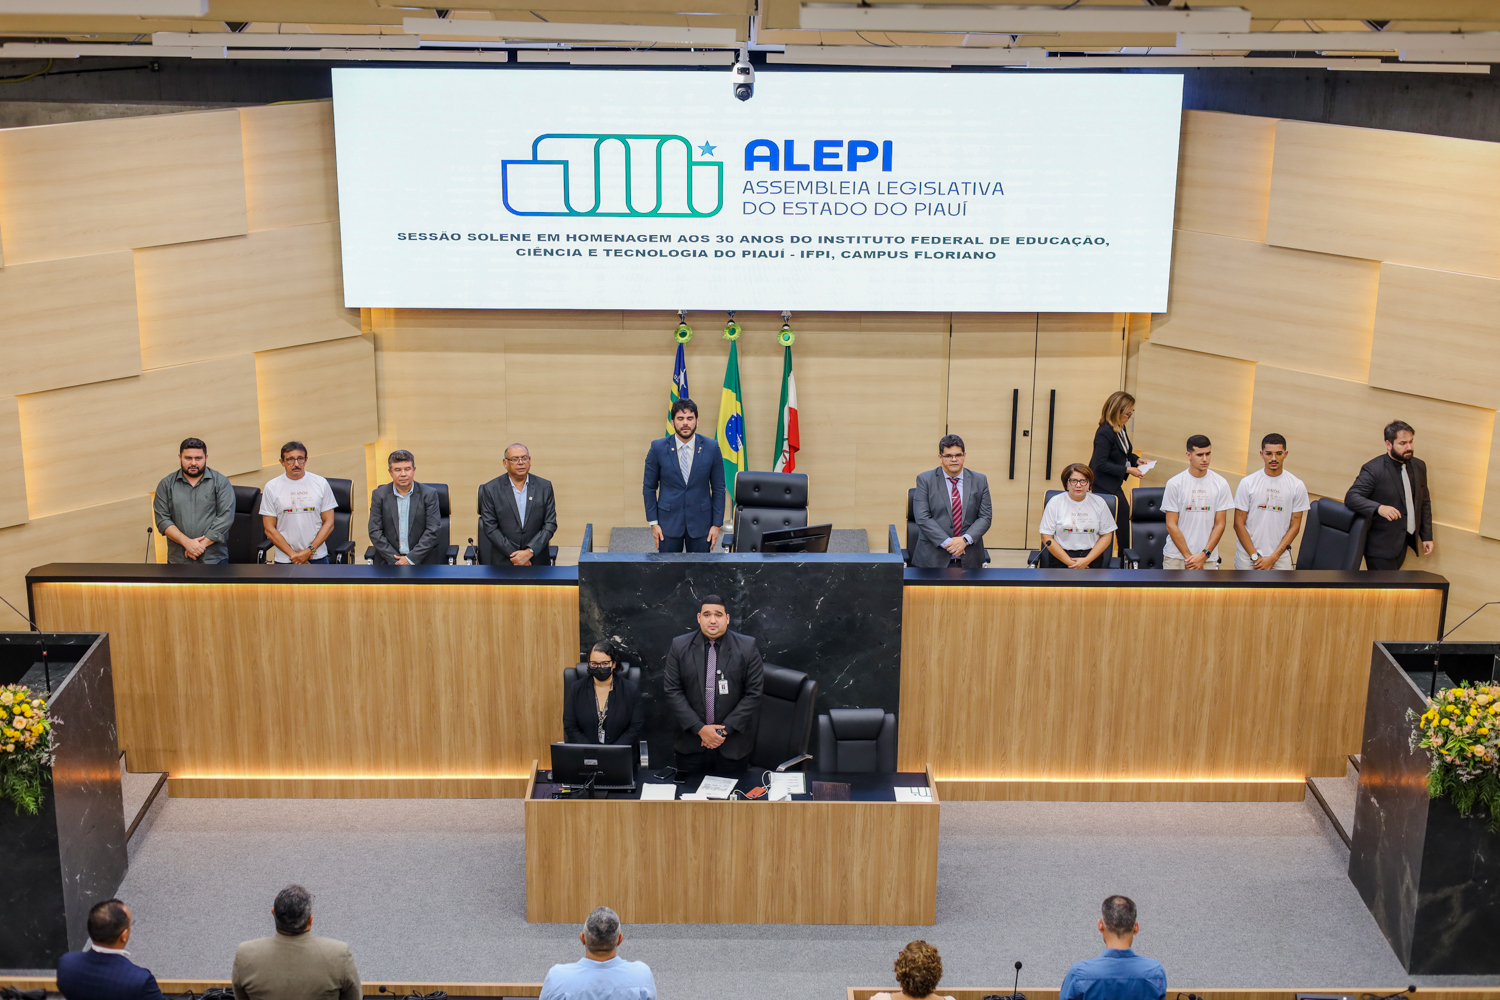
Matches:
[108,796,1500,997]
[607,527,870,553]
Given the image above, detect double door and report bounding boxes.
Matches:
[946,314,1131,550]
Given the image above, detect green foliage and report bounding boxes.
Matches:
[1428,766,1500,832]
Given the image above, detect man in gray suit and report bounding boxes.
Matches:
[367,449,442,565]
[231,885,360,1000]
[911,433,993,569]
[662,594,764,777]
[478,443,558,566]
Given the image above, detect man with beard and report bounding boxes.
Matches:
[152,437,235,564]
[1345,420,1434,570]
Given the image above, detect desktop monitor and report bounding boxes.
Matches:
[760,523,833,554]
[550,742,636,790]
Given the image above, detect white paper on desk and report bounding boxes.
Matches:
[696,776,738,799]
[1137,459,1157,475]
[639,784,677,801]
[769,773,806,800]
[894,786,934,803]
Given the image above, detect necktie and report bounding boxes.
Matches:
[1401,464,1416,535]
[704,640,717,726]
[679,441,693,484]
[948,477,963,538]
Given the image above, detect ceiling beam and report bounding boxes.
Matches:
[403,16,739,44]
[798,5,1252,34]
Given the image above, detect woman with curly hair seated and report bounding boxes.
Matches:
[873,940,954,1000]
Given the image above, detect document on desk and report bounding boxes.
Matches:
[695,776,738,799]
[894,786,934,803]
[639,784,677,801]
[769,773,806,800]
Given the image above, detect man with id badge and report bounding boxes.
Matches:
[662,594,764,777]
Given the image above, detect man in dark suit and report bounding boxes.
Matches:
[1345,420,1434,570]
[662,594,764,776]
[911,433,993,569]
[643,398,727,553]
[478,443,557,566]
[367,449,442,565]
[57,899,166,1000]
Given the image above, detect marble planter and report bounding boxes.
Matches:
[1349,641,1500,974]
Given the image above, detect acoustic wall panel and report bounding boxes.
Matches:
[0,251,142,396]
[1266,120,1500,279]
[1133,341,1256,476]
[255,337,379,466]
[0,494,153,622]
[0,110,247,265]
[18,356,262,520]
[1369,262,1500,411]
[1152,229,1379,382]
[135,223,361,370]
[1482,411,1500,542]
[239,101,339,232]
[1247,365,1494,534]
[1424,522,1500,637]
[1174,110,1277,242]
[0,397,28,530]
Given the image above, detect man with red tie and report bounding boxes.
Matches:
[911,434,993,570]
[662,595,764,777]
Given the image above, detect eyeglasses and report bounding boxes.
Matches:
[1065,479,1090,486]
[505,456,531,463]
[282,456,307,464]
[587,660,614,668]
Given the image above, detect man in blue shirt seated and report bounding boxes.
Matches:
[57,899,166,1000]
[1059,895,1167,1000]
[540,905,656,1000]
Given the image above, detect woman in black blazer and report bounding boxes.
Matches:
[1089,390,1145,551]
[563,641,646,747]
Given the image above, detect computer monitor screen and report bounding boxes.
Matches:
[760,523,833,554]
[550,742,636,789]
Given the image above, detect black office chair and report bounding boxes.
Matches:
[1296,497,1371,570]
[749,664,818,770]
[254,478,354,563]
[729,471,808,552]
[816,708,897,774]
[363,484,461,565]
[1122,487,1168,569]
[466,523,559,567]
[225,486,264,564]
[1027,490,1121,568]
[903,488,918,565]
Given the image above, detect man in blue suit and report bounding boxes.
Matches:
[644,398,727,553]
[57,899,165,1000]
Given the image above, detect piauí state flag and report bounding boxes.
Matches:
[717,341,747,492]
[668,342,690,436]
[774,345,799,473]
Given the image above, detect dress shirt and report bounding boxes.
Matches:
[539,955,656,1000]
[511,474,529,524]
[153,467,235,564]
[84,942,130,956]
[942,469,974,546]
[1401,462,1416,535]
[1059,948,1167,1000]
[393,482,413,555]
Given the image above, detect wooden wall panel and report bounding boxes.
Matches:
[1483,412,1500,541]
[1369,262,1500,410]
[239,101,338,231]
[1133,341,1256,476]
[1265,119,1500,279]
[0,110,247,265]
[0,251,141,396]
[1174,110,1277,242]
[1152,229,1379,382]
[1425,522,1500,639]
[255,337,379,466]
[1247,365,1494,533]
[19,356,262,520]
[1,495,152,619]
[135,223,360,370]
[0,398,28,530]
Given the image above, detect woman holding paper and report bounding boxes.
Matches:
[563,641,645,747]
[1090,390,1147,552]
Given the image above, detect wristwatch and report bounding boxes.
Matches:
[1250,551,1262,562]
[1200,548,1211,556]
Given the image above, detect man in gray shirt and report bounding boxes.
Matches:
[153,437,235,564]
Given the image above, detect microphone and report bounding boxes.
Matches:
[775,753,813,772]
[1414,600,1500,698]
[144,526,155,563]
[983,961,1024,1000]
[465,537,476,566]
[0,593,39,633]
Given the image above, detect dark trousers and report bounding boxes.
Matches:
[675,746,748,777]
[1098,482,1131,551]
[658,534,712,553]
[1367,540,1412,571]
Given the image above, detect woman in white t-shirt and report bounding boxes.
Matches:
[870,940,955,1000]
[1038,463,1118,569]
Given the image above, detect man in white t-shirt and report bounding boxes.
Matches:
[1232,433,1310,571]
[259,441,337,564]
[1161,434,1235,570]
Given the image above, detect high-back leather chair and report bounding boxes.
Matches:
[325,477,357,564]
[1296,497,1371,571]
[363,484,460,564]
[749,664,818,770]
[816,708,897,774]
[1122,487,1168,569]
[226,485,264,564]
[1027,490,1119,568]
[731,472,809,552]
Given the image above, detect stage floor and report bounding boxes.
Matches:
[102,794,1500,999]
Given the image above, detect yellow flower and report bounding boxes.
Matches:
[31,724,42,736]
[1467,716,1477,725]
[1481,727,1491,735]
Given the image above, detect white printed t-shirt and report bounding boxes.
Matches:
[1161,468,1236,561]
[260,472,337,562]
[1233,469,1311,561]
[1039,492,1118,552]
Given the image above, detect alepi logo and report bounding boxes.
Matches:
[503,133,723,217]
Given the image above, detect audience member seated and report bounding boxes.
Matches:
[1060,895,1167,1000]
[57,899,166,1000]
[232,885,361,1000]
[563,641,645,746]
[1039,464,1117,569]
[539,905,656,1000]
[871,940,954,1000]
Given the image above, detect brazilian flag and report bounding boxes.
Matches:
[717,341,747,493]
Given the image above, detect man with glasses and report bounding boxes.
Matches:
[259,442,336,564]
[910,433,992,569]
[479,443,558,566]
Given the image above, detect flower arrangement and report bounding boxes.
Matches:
[0,683,58,816]
[1410,681,1500,831]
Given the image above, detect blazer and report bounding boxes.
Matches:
[478,473,557,565]
[662,628,764,758]
[366,482,442,565]
[642,434,727,541]
[911,466,993,569]
[562,675,646,747]
[1089,423,1140,493]
[58,950,166,1000]
[1345,453,1433,560]
[232,932,361,1000]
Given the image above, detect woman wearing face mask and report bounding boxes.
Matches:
[562,640,646,747]
[1038,463,1117,569]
